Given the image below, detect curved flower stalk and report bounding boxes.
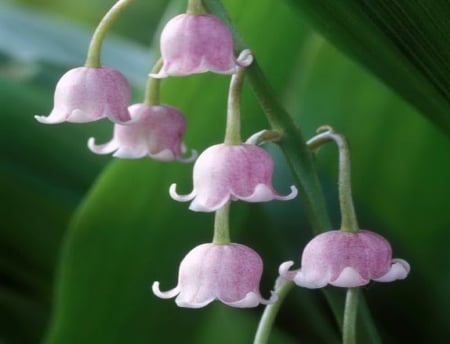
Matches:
[151,13,244,78]
[279,229,410,288]
[169,143,297,211]
[35,67,131,124]
[152,242,276,308]
[36,0,136,125]
[88,103,196,161]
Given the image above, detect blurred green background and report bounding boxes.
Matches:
[0,0,449,343]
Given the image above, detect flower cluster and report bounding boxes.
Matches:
[37,0,410,325]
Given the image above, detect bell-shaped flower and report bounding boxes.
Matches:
[152,243,276,308]
[35,66,131,124]
[169,143,298,212]
[88,103,196,161]
[151,14,240,78]
[279,230,410,288]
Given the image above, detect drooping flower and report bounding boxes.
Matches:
[35,66,131,124]
[88,103,196,161]
[152,243,276,308]
[169,143,298,212]
[279,230,410,288]
[151,14,240,78]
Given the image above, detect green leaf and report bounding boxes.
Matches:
[0,66,108,343]
[287,0,450,134]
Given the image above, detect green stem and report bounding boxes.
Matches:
[212,202,231,244]
[247,62,330,233]
[144,58,163,106]
[187,0,206,15]
[85,0,134,68]
[343,288,359,344]
[253,278,294,344]
[224,63,247,145]
[306,127,359,232]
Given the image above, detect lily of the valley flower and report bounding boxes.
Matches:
[88,103,196,161]
[169,143,298,212]
[152,243,276,308]
[279,229,410,288]
[151,14,239,78]
[35,66,131,124]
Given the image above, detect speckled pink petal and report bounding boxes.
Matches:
[88,104,195,161]
[152,14,238,78]
[35,66,131,124]
[279,230,410,289]
[170,143,297,211]
[152,243,273,308]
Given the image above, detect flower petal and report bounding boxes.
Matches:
[169,183,196,202]
[373,258,410,282]
[330,266,369,287]
[87,137,118,155]
[238,184,298,202]
[152,281,181,299]
[278,261,298,281]
[293,271,330,289]
[222,290,276,308]
[177,149,198,163]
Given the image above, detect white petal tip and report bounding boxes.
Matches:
[374,259,410,282]
[87,137,117,155]
[35,115,60,124]
[261,291,278,305]
[178,149,198,163]
[152,281,180,299]
[224,292,264,308]
[237,49,254,67]
[87,137,96,150]
[175,297,213,309]
[169,183,196,202]
[276,185,298,201]
[331,267,367,288]
[278,261,295,278]
[149,72,168,79]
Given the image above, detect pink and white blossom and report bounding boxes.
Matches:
[279,230,410,288]
[35,66,131,124]
[88,104,196,161]
[169,143,298,212]
[151,14,240,78]
[152,243,276,308]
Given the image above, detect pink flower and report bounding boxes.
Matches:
[151,14,239,78]
[88,104,196,161]
[35,66,131,124]
[169,143,298,212]
[279,230,410,288]
[152,243,276,308]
